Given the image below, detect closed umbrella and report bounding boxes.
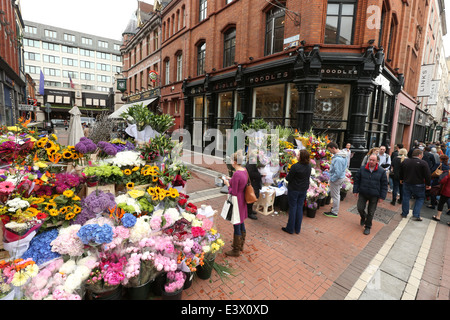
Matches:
[222,112,245,193]
[67,106,84,146]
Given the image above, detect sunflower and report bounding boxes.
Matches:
[65,212,76,220]
[63,189,74,198]
[62,150,74,159]
[73,205,81,214]
[126,182,135,189]
[59,207,68,214]
[24,207,39,217]
[36,137,48,148]
[72,195,81,201]
[152,175,159,182]
[71,152,80,160]
[123,169,132,175]
[32,198,45,204]
[45,203,57,211]
[169,188,179,199]
[46,147,57,156]
[49,209,58,216]
[132,166,139,172]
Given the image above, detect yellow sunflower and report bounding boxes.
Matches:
[65,212,76,220]
[36,137,48,148]
[32,198,45,204]
[123,169,132,175]
[132,166,139,172]
[169,188,179,198]
[71,152,80,160]
[59,207,68,214]
[49,209,58,216]
[63,189,74,198]
[72,195,81,201]
[73,205,81,214]
[126,182,135,189]
[45,203,57,211]
[62,150,74,159]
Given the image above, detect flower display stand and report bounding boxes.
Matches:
[86,184,116,196]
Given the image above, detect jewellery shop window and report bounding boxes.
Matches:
[252,84,285,127]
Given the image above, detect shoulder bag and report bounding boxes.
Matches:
[432,163,443,179]
[245,170,258,204]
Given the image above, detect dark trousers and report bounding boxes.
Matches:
[286,190,307,234]
[357,194,379,229]
[233,223,246,236]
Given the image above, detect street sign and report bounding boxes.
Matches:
[44,103,52,113]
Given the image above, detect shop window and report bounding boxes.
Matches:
[252,84,285,126]
[264,6,285,56]
[223,28,236,68]
[324,1,356,45]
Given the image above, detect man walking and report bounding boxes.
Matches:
[353,154,388,235]
[378,145,391,191]
[399,149,431,221]
[324,142,348,218]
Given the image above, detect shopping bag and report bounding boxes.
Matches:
[221,196,233,221]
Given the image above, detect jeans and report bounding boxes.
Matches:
[392,179,403,202]
[402,183,426,218]
[330,178,345,214]
[357,194,379,229]
[233,223,246,236]
[286,190,307,234]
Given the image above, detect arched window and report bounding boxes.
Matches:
[223,28,236,68]
[197,42,206,75]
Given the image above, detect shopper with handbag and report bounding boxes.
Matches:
[222,150,248,257]
[245,152,263,220]
[427,154,449,209]
[282,149,311,234]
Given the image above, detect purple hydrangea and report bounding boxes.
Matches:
[75,137,97,154]
[72,190,116,225]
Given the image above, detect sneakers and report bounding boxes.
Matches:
[323,212,338,218]
[363,227,370,235]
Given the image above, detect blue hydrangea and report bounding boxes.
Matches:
[22,229,61,265]
[121,213,137,228]
[77,223,113,245]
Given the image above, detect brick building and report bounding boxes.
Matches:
[118,0,448,169]
[0,0,26,126]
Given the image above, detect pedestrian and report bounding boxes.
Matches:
[378,146,391,191]
[361,147,379,167]
[222,150,248,257]
[431,167,450,226]
[282,149,311,234]
[399,149,431,221]
[324,142,348,218]
[431,147,440,165]
[389,143,403,192]
[390,148,407,205]
[245,152,262,220]
[427,154,450,209]
[423,146,436,171]
[353,154,388,235]
[446,138,450,157]
[408,140,420,158]
[343,142,352,168]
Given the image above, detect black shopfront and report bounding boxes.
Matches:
[182,45,402,170]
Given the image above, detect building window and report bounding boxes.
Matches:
[165,59,170,85]
[64,33,75,42]
[324,1,356,45]
[264,6,285,56]
[24,52,40,61]
[199,0,207,21]
[25,26,37,34]
[23,39,40,48]
[63,57,78,67]
[43,54,60,64]
[154,30,159,50]
[62,46,78,54]
[98,40,109,48]
[44,29,57,38]
[42,42,60,51]
[223,28,236,68]
[82,37,93,45]
[197,42,206,75]
[386,18,398,62]
[176,53,183,81]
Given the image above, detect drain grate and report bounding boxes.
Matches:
[347,205,397,224]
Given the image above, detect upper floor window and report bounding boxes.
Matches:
[199,0,207,21]
[82,37,93,45]
[176,53,183,82]
[64,33,75,42]
[264,6,285,56]
[197,42,206,75]
[25,26,37,34]
[223,28,236,68]
[44,29,57,38]
[98,40,109,48]
[324,1,356,45]
[165,59,170,85]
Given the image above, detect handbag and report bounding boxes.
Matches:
[220,195,241,224]
[432,164,443,179]
[245,170,258,204]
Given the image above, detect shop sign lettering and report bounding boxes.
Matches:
[321,66,358,78]
[248,71,289,85]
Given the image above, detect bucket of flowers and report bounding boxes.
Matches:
[0,257,39,300]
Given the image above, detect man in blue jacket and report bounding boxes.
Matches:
[324,142,348,218]
[353,154,388,235]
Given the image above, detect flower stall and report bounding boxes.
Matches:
[0,115,224,300]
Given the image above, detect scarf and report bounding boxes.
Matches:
[365,162,378,172]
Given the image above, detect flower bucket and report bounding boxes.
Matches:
[87,285,122,300]
[306,208,317,218]
[151,273,165,296]
[126,280,152,300]
[196,256,215,280]
[0,290,15,300]
[162,287,183,300]
[340,191,347,201]
[183,272,193,290]
[325,195,331,205]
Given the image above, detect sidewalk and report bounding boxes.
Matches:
[182,153,450,300]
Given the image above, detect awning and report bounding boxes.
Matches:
[108,97,157,119]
